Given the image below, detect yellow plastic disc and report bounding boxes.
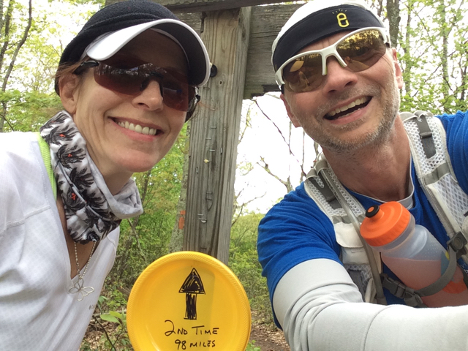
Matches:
[127,251,251,351]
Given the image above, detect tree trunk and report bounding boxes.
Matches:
[386,0,401,48]
[0,0,32,132]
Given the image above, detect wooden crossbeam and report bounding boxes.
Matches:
[177,4,301,98]
[159,0,288,13]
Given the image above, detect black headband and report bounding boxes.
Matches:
[273,5,384,71]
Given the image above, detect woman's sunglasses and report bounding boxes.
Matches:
[75,54,198,112]
[275,27,391,93]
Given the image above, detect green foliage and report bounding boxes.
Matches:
[245,340,261,351]
[0,0,102,131]
[397,0,467,114]
[81,295,132,350]
[1,90,62,131]
[228,212,273,325]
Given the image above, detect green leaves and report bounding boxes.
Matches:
[0,0,102,132]
[397,0,467,113]
[229,213,273,325]
[1,89,62,132]
[100,311,126,326]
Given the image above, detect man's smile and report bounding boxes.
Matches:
[325,97,371,120]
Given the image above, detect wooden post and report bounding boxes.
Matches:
[183,8,251,264]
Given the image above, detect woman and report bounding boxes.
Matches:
[0,0,210,349]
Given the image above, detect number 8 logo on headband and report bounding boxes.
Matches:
[337,13,350,27]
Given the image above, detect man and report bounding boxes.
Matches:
[257,0,468,349]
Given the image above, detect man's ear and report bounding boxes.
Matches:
[280,93,301,128]
[58,74,80,115]
[391,48,403,90]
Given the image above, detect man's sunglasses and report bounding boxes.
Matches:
[75,54,198,112]
[275,27,391,93]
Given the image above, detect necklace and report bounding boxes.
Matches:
[69,241,97,301]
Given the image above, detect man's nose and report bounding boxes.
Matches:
[321,56,358,93]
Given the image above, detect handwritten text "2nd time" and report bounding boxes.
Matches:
[165,320,220,349]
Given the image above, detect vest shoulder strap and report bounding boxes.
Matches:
[402,111,468,260]
[305,154,386,304]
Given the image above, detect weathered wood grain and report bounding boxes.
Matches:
[184,8,251,263]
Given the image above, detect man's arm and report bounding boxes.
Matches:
[274,258,468,351]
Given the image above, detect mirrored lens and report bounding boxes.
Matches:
[92,55,195,112]
[283,53,323,93]
[337,30,387,72]
[282,29,387,93]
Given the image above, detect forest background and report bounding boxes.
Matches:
[0,0,466,349]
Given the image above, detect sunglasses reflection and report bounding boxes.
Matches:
[280,28,389,93]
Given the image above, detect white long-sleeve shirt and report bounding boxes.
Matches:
[0,132,119,351]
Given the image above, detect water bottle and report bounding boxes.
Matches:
[360,201,468,307]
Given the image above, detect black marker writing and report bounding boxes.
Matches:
[165,320,188,336]
[192,325,219,335]
[175,339,187,350]
[179,268,205,320]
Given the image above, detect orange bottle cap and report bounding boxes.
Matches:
[360,201,411,246]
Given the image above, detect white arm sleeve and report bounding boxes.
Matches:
[273,259,468,351]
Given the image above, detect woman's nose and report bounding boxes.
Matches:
[132,80,164,111]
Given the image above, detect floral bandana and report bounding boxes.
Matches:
[40,111,143,243]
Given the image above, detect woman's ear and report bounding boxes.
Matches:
[58,74,80,115]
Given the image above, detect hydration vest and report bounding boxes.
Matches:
[304,111,468,306]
